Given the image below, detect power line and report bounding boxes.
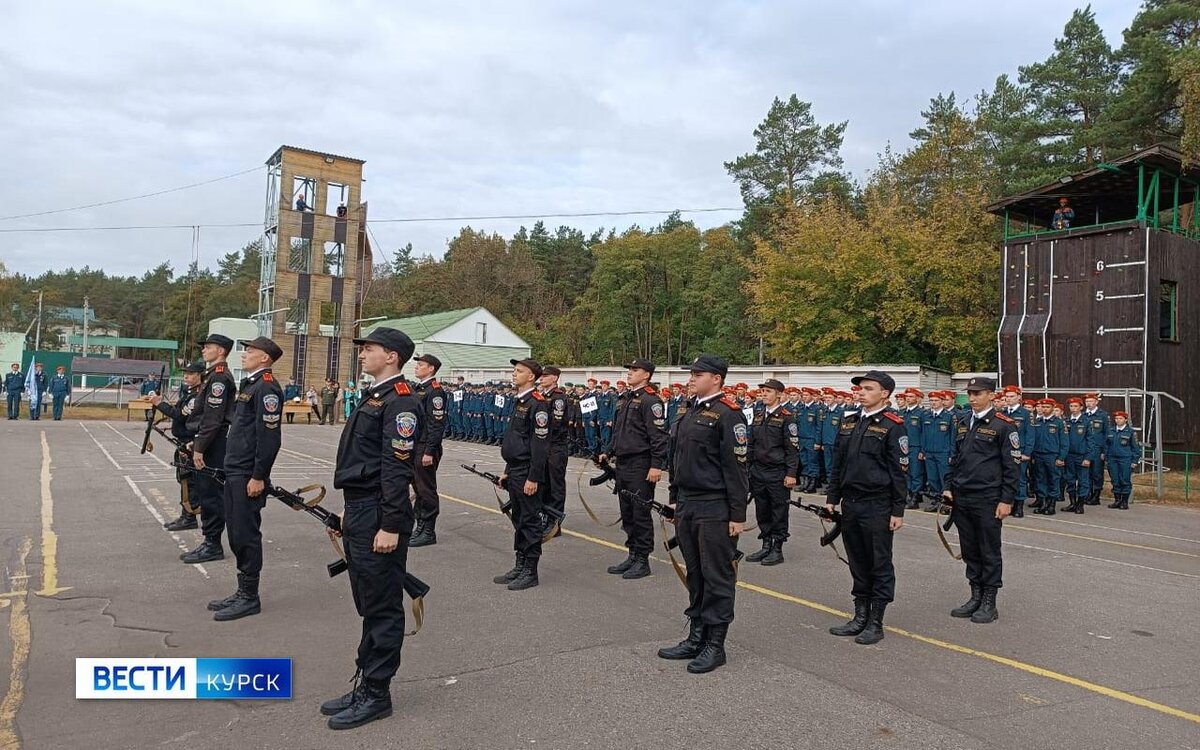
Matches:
[0,206,745,234]
[0,166,262,222]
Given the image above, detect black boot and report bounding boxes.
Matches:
[493,553,525,584]
[657,619,705,660]
[622,553,651,579]
[213,575,261,621]
[760,539,784,566]
[829,598,870,636]
[970,587,998,623]
[687,623,728,674]
[607,552,635,575]
[328,678,392,730]
[1041,498,1057,516]
[1074,495,1085,514]
[164,511,198,531]
[320,671,366,716]
[409,520,436,548]
[180,539,224,564]
[854,600,887,645]
[1029,496,1043,510]
[1063,492,1078,513]
[207,587,242,612]
[905,492,920,510]
[1011,499,1024,518]
[950,584,982,618]
[1085,488,1101,506]
[924,494,941,513]
[507,556,539,590]
[745,538,772,563]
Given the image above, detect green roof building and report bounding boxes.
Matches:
[362,307,531,375]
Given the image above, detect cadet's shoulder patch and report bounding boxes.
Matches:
[780,408,792,417]
[995,412,1014,424]
[214,364,225,373]
[882,411,904,425]
[719,397,739,410]
[532,390,545,401]
[394,381,411,396]
[644,385,656,394]
[263,372,273,382]
[431,379,441,389]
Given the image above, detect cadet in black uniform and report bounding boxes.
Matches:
[825,370,907,645]
[322,327,423,730]
[599,358,669,580]
[408,353,446,548]
[494,358,552,591]
[538,366,571,538]
[942,377,1020,624]
[182,334,237,565]
[150,361,206,532]
[657,354,748,674]
[207,336,284,622]
[745,378,799,566]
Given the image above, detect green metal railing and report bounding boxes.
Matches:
[1146,450,1200,502]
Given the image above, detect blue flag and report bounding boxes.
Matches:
[25,358,39,410]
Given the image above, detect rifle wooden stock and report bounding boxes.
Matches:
[789,500,844,546]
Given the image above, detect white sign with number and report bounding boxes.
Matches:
[453,390,463,402]
[580,396,598,414]
[742,407,755,424]
[494,395,506,408]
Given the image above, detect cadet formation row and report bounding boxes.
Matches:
[141,333,1144,731]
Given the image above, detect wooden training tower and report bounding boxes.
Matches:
[258,146,372,389]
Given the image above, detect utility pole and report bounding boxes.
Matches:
[34,290,43,352]
[82,296,90,354]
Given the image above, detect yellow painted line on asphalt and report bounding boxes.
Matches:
[36,432,70,597]
[441,491,1200,726]
[0,536,34,750]
[1004,522,1199,558]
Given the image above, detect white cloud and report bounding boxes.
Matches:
[0,0,1139,276]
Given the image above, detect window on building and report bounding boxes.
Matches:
[319,301,341,337]
[475,322,487,344]
[288,238,312,273]
[323,242,344,277]
[1159,280,1178,342]
[285,298,308,335]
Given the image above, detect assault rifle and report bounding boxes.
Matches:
[789,500,844,548]
[461,463,565,525]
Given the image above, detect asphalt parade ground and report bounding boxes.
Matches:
[1,419,1198,750]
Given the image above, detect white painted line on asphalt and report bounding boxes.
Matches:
[280,447,335,466]
[104,421,171,467]
[1017,516,1200,545]
[79,422,122,469]
[122,475,209,580]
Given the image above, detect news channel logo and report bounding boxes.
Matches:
[76,658,292,700]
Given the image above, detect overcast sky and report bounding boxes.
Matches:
[0,0,1136,278]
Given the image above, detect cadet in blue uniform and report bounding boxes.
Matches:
[1105,411,1140,510]
[1063,397,1101,514]
[48,365,71,420]
[1032,399,1068,515]
[597,381,616,453]
[795,387,822,492]
[28,363,46,420]
[4,363,23,420]
[283,378,301,424]
[818,389,842,490]
[1000,386,1036,518]
[1083,393,1108,505]
[206,336,284,622]
[581,378,600,455]
[920,391,955,512]
[901,389,926,509]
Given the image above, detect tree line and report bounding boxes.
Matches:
[2,2,1196,371]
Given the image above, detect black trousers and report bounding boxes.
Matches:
[223,472,266,580]
[749,466,790,541]
[506,469,544,561]
[197,434,227,544]
[545,445,569,519]
[952,498,1004,589]
[412,447,442,524]
[676,501,737,626]
[343,498,411,683]
[840,501,896,603]
[614,456,655,556]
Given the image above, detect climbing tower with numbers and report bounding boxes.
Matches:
[259,146,373,389]
[988,144,1200,455]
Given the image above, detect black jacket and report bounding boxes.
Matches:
[749,406,800,477]
[611,384,669,468]
[944,408,1021,503]
[192,363,236,455]
[413,377,446,456]
[826,408,908,517]
[154,384,199,440]
[501,388,551,482]
[224,369,283,481]
[334,375,424,534]
[668,394,750,522]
